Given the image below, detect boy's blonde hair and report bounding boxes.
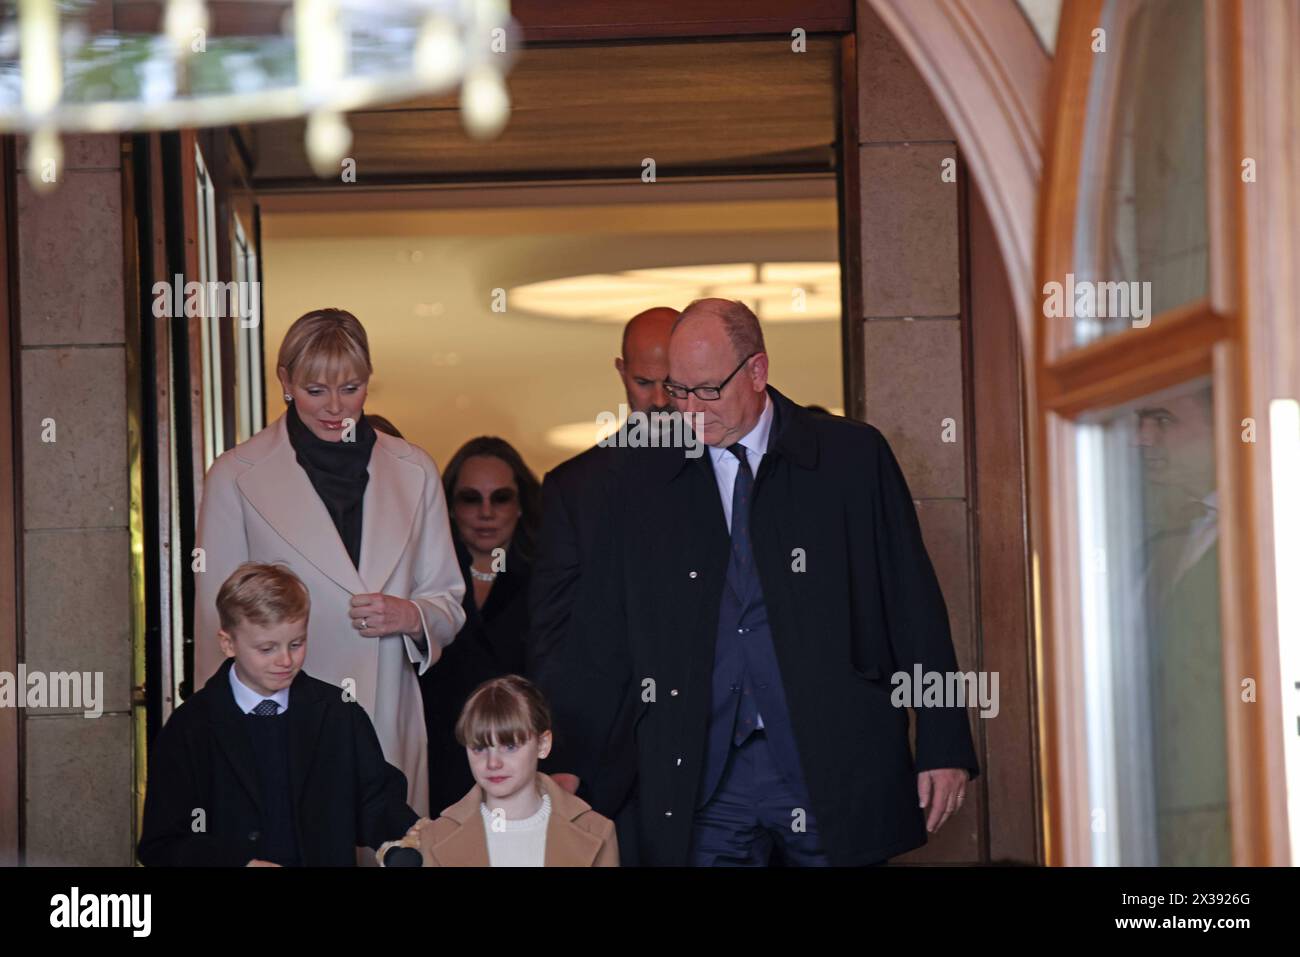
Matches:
[216,562,311,635]
[277,308,373,388]
[455,675,552,749]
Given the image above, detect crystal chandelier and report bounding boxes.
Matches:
[0,0,519,190]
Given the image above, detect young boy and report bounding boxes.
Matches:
[138,562,418,866]
[380,675,618,867]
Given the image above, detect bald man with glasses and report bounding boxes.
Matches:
[546,298,978,866]
[527,306,678,866]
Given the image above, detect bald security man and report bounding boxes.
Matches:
[527,306,678,865]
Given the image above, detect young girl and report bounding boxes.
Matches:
[380,675,619,867]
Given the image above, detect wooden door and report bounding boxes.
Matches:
[1034,0,1292,866]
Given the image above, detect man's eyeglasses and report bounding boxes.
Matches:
[663,352,758,402]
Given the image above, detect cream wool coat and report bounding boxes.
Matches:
[192,413,467,817]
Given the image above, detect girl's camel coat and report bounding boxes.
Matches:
[193,413,467,817]
[414,773,619,866]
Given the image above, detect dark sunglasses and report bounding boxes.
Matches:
[454,487,518,507]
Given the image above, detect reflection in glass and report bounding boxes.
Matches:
[1071,0,1208,345]
[1077,378,1230,864]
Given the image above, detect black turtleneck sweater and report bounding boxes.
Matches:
[285,403,378,569]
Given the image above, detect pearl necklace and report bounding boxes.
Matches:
[470,566,497,583]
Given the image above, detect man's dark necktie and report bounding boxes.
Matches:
[727,442,760,745]
[728,443,754,580]
[252,699,280,716]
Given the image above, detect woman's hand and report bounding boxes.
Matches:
[349,593,423,639]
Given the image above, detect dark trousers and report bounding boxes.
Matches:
[689,730,831,866]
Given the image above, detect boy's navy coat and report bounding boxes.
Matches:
[138,658,417,866]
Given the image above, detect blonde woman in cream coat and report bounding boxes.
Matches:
[193,308,466,818]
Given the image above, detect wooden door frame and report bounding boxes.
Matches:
[1033,0,1291,866]
[1223,0,1298,865]
[967,182,1040,863]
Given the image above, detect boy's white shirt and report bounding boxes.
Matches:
[229,663,291,715]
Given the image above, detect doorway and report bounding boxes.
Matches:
[127,11,1039,867]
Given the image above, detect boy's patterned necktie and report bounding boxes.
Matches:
[252,699,280,716]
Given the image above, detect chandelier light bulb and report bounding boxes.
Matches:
[164,0,210,56]
[460,66,509,140]
[26,126,61,193]
[295,0,346,104]
[19,0,61,116]
[1,0,519,194]
[305,109,352,178]
[476,0,512,20]
[415,15,462,87]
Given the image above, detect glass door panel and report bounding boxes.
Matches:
[1075,376,1229,864]
[1070,0,1208,346]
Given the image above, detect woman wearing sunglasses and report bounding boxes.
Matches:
[420,436,541,814]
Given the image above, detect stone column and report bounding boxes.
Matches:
[857,1,977,862]
[16,120,134,865]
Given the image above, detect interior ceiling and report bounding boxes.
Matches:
[261,196,842,474]
[250,38,840,185]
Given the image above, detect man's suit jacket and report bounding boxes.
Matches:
[550,386,980,865]
[192,413,467,817]
[411,772,619,866]
[527,439,639,817]
[138,659,418,866]
[527,440,624,676]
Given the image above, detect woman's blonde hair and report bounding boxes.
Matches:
[455,675,552,749]
[277,308,373,388]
